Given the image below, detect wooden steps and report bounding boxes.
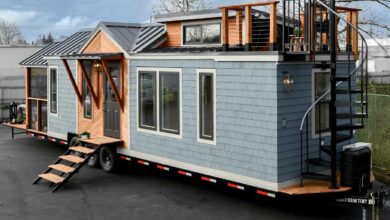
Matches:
[33,145,101,192]
[39,173,64,184]
[69,146,94,155]
[60,155,85,164]
[49,164,75,173]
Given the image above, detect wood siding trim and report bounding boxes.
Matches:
[25,68,31,127]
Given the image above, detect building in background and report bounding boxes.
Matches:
[0,45,43,120]
[366,38,390,84]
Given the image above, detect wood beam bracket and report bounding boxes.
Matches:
[62,59,83,104]
[101,60,124,111]
[80,60,99,109]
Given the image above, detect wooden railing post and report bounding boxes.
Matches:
[222,8,229,51]
[352,11,359,60]
[236,10,243,46]
[245,6,252,51]
[25,68,30,128]
[346,11,352,51]
[269,2,277,50]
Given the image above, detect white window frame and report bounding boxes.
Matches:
[197,69,217,145]
[311,69,331,138]
[136,67,183,139]
[48,66,58,116]
[181,19,223,47]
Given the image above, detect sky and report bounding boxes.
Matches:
[0,0,389,43]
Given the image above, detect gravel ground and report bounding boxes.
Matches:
[0,125,389,220]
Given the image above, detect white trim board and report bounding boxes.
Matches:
[131,55,283,62]
[196,69,217,145]
[47,66,59,117]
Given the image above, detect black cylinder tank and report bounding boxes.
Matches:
[341,146,372,191]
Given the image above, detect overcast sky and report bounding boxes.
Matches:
[0,0,389,43]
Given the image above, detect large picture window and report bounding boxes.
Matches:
[138,69,181,137]
[49,67,57,114]
[198,70,216,143]
[313,71,330,135]
[30,68,47,99]
[82,60,92,119]
[183,23,221,45]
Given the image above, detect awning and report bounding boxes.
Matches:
[60,53,124,60]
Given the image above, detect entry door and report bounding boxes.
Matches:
[104,61,121,138]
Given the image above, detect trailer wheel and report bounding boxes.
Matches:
[87,152,100,168]
[99,146,116,173]
[69,136,83,157]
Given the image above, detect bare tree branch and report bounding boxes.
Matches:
[152,0,211,15]
[0,19,23,45]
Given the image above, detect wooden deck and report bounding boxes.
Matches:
[2,122,27,130]
[80,136,123,146]
[280,180,352,195]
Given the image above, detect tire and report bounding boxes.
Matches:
[69,136,83,157]
[87,152,100,168]
[99,146,117,173]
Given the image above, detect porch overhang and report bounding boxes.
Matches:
[60,53,124,60]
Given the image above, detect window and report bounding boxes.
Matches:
[160,72,180,134]
[30,68,47,99]
[82,60,92,119]
[139,71,157,130]
[138,68,181,137]
[49,68,57,114]
[313,71,330,135]
[183,23,221,45]
[198,70,216,143]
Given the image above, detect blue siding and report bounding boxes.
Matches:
[129,59,279,182]
[47,59,77,136]
[276,62,357,182]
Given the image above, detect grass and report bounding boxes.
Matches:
[356,84,390,171]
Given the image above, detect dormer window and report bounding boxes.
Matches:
[183,23,221,45]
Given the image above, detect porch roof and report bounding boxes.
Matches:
[60,53,124,60]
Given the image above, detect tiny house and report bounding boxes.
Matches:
[6,1,373,197]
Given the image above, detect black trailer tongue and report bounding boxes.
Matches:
[336,186,388,220]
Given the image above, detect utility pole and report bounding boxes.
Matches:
[329,0,338,189]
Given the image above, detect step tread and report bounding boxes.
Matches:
[334,76,350,81]
[336,112,367,119]
[302,172,332,181]
[39,173,64,184]
[60,155,85,164]
[49,164,75,173]
[307,158,331,167]
[336,123,364,131]
[320,145,332,155]
[69,146,95,155]
[335,101,367,107]
[336,89,362,94]
[335,134,352,143]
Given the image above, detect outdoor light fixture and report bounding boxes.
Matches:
[94,61,102,73]
[282,72,294,92]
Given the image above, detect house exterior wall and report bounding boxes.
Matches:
[127,58,279,183]
[78,31,130,148]
[276,62,356,183]
[47,59,78,139]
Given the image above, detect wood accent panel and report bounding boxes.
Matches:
[280,180,351,195]
[222,9,229,46]
[236,11,243,45]
[351,11,359,60]
[245,6,252,45]
[25,68,30,127]
[83,31,122,53]
[269,3,277,44]
[228,16,241,45]
[164,22,182,47]
[78,31,129,148]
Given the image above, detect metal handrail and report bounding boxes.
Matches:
[299,0,369,132]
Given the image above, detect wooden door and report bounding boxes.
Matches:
[103,61,120,138]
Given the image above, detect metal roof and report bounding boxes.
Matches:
[91,22,166,55]
[19,30,91,67]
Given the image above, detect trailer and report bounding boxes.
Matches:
[4,1,385,205]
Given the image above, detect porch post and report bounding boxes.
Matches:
[245,5,252,51]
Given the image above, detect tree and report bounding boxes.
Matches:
[46,32,54,44]
[152,0,211,15]
[0,19,22,45]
